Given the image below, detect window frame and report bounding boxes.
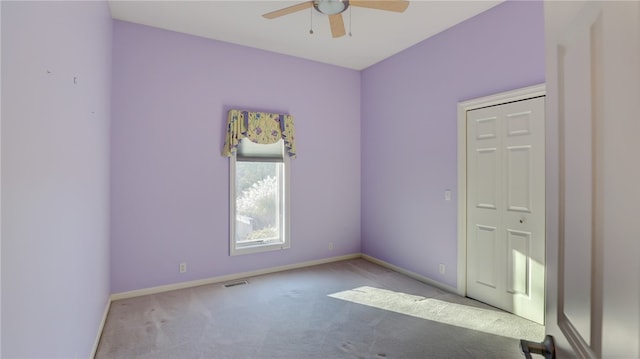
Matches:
[229,149,290,256]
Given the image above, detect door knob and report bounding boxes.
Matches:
[521,335,556,359]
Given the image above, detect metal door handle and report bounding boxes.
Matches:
[521,335,556,359]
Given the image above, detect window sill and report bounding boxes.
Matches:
[230,242,290,256]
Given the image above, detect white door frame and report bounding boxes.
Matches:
[456,84,546,296]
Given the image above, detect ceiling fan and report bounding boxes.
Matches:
[262,0,410,38]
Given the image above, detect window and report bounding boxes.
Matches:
[230,138,290,255]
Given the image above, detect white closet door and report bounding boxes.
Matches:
[466,96,545,324]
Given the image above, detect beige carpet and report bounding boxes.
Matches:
[96,259,543,358]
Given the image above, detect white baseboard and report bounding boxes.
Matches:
[361,254,458,294]
[90,297,111,359]
[109,253,458,301]
[110,253,361,301]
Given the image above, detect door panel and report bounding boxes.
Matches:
[475,148,498,209]
[466,96,545,324]
[559,8,595,349]
[475,116,498,139]
[545,1,640,357]
[506,145,531,212]
[475,224,497,289]
[506,229,530,296]
[506,111,532,136]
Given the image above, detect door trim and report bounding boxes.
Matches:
[456,84,546,296]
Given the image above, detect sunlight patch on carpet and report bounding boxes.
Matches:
[328,286,544,341]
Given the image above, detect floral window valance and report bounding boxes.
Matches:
[222,109,296,158]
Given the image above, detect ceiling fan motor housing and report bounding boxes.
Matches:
[313,0,350,15]
[262,0,408,39]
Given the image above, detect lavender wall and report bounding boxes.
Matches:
[1,1,112,357]
[0,3,3,354]
[361,1,545,288]
[111,21,361,293]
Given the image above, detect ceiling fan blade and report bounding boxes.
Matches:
[350,0,410,13]
[262,2,313,19]
[328,14,346,38]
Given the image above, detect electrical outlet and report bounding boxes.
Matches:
[328,242,334,250]
[439,263,445,274]
[179,262,187,273]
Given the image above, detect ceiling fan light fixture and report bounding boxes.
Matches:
[313,0,349,15]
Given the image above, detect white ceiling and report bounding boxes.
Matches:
[108,0,503,70]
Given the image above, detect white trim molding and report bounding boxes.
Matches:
[456,84,546,296]
[111,254,361,301]
[109,253,461,301]
[91,298,111,358]
[362,254,458,294]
